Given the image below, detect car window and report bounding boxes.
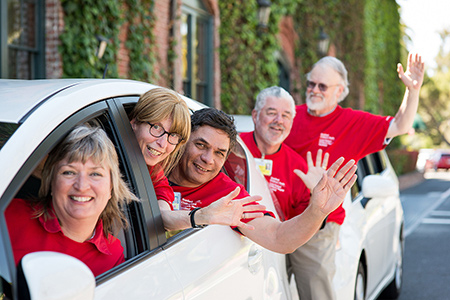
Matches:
[223,141,248,189]
[1,100,158,291]
[0,123,19,151]
[351,152,387,201]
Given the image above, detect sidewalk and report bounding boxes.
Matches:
[398,170,425,191]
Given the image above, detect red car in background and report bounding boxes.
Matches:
[431,151,450,171]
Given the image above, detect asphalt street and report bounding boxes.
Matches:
[397,171,450,300]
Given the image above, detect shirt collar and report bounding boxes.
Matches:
[39,206,112,255]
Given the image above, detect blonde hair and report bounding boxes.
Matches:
[38,125,138,236]
[129,87,191,174]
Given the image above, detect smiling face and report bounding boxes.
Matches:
[131,117,177,167]
[305,64,344,116]
[253,96,294,154]
[51,157,112,228]
[171,125,230,188]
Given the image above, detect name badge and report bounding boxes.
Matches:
[254,158,273,176]
[173,192,181,210]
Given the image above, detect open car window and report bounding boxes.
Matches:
[1,99,159,288]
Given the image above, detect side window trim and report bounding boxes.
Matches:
[0,102,110,294]
[108,98,167,249]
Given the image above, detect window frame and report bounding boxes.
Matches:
[181,1,213,106]
[0,0,46,79]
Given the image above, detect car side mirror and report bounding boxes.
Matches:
[18,251,95,300]
[361,174,399,198]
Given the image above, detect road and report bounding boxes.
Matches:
[397,170,450,299]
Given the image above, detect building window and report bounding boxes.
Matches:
[181,0,213,106]
[0,0,45,79]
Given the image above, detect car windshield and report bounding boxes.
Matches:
[0,122,19,150]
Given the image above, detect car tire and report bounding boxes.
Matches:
[379,235,404,299]
[354,261,366,300]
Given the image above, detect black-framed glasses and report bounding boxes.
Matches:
[147,122,183,145]
[306,80,340,92]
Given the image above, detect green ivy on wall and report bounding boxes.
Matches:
[218,0,298,115]
[59,0,157,81]
[59,0,122,78]
[125,0,156,82]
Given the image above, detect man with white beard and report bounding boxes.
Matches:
[283,53,425,300]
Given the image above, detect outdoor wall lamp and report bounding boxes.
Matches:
[96,35,109,59]
[318,28,330,56]
[257,0,272,31]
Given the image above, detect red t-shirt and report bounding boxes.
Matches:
[149,164,175,210]
[240,132,310,221]
[284,104,393,224]
[171,172,275,222]
[5,198,124,277]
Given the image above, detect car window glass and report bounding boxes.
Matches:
[0,276,12,300]
[0,123,19,151]
[223,141,248,189]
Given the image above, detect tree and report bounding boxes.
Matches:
[416,29,450,147]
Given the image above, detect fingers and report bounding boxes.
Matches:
[333,159,357,182]
[326,157,345,177]
[306,151,314,166]
[338,164,358,187]
[242,204,266,213]
[223,187,241,203]
[238,222,255,230]
[397,63,404,78]
[241,212,264,219]
[315,149,323,166]
[322,152,329,169]
[293,168,306,179]
[343,174,358,193]
[236,195,262,206]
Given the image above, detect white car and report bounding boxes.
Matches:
[0,79,295,300]
[234,116,405,300]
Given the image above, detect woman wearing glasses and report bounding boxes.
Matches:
[129,88,265,231]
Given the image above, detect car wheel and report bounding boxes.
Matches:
[354,261,366,300]
[380,236,404,299]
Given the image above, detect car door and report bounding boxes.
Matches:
[113,97,271,300]
[353,155,388,290]
[0,97,187,299]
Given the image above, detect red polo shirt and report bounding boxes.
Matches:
[5,198,125,277]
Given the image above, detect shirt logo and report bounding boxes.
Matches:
[318,133,335,147]
[268,177,285,193]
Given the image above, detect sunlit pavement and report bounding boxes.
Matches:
[396,170,450,300]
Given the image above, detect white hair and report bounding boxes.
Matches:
[307,56,350,102]
[255,86,296,117]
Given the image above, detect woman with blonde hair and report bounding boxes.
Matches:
[6,125,138,276]
[129,87,265,231]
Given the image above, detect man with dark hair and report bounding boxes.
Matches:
[168,107,358,254]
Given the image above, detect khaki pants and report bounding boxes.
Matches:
[287,222,340,300]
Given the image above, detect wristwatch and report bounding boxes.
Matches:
[189,207,206,228]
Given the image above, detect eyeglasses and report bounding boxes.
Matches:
[306,80,340,92]
[147,122,183,145]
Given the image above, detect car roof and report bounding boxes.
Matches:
[0,79,91,123]
[0,79,205,124]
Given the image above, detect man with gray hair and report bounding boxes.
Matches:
[241,86,331,299]
[241,86,327,222]
[284,53,425,299]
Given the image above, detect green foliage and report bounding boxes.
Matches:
[364,0,403,116]
[416,35,450,148]
[125,0,156,82]
[59,0,122,78]
[219,1,296,114]
[59,0,157,81]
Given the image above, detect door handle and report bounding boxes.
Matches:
[248,244,263,274]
